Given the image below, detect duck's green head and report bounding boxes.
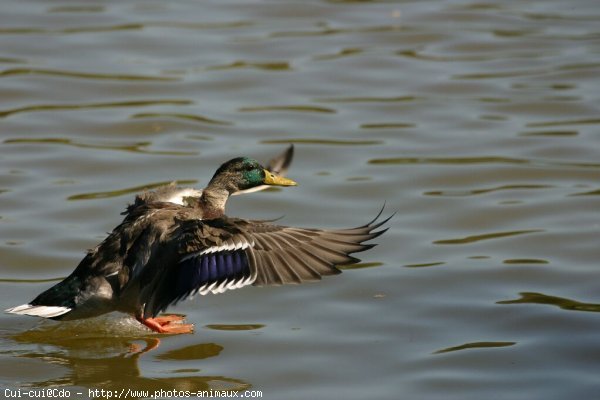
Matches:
[209,157,297,193]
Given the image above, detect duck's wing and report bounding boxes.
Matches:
[140,209,391,318]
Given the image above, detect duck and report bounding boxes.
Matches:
[5,147,390,334]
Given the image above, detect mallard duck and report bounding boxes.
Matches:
[6,148,390,334]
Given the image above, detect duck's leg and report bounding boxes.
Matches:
[129,338,161,354]
[136,314,194,334]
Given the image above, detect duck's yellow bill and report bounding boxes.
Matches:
[263,170,298,186]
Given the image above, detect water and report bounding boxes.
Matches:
[1,0,599,399]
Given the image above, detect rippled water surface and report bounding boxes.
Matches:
[1,1,599,399]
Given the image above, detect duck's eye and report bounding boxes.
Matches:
[244,164,257,172]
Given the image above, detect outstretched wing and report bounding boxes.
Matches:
[141,209,391,318]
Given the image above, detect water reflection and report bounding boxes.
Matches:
[0,68,176,81]
[570,188,600,196]
[155,343,224,360]
[368,156,600,168]
[262,139,382,146]
[0,100,192,119]
[1,0,599,397]
[131,113,232,126]
[267,24,404,39]
[4,138,197,156]
[338,262,384,270]
[150,21,253,30]
[526,118,600,127]
[238,105,336,113]
[47,5,105,13]
[0,277,63,284]
[424,184,553,197]
[518,130,578,137]
[4,319,250,394]
[498,292,600,312]
[0,24,145,35]
[502,259,548,265]
[403,262,445,268]
[434,341,516,354]
[433,229,542,245]
[453,69,544,79]
[206,60,291,71]
[312,47,364,61]
[67,180,197,201]
[360,122,415,129]
[399,49,490,62]
[316,95,419,103]
[205,324,264,331]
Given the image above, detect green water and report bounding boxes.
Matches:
[1,1,599,399]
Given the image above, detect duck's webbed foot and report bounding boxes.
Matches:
[136,314,194,334]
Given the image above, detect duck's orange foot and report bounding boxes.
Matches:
[136,314,194,334]
[153,314,186,324]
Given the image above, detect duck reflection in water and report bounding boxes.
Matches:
[7,317,250,394]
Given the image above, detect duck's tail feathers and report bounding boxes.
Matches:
[5,304,71,318]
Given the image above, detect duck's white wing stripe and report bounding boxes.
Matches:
[199,240,250,255]
[211,280,229,294]
[181,239,252,261]
[199,281,219,295]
